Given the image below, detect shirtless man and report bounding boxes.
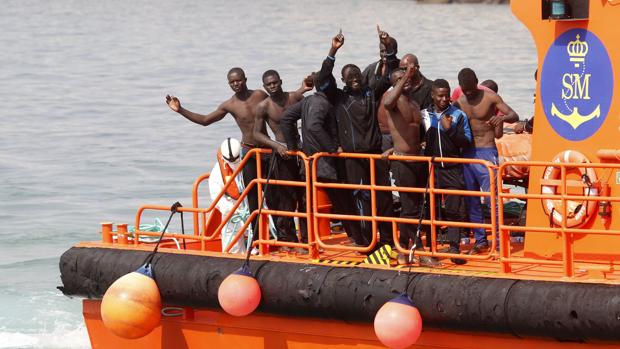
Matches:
[254,70,312,156]
[252,70,312,245]
[381,67,438,266]
[165,67,268,241]
[454,67,519,253]
[376,53,433,152]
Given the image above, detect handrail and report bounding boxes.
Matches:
[310,152,497,260]
[497,161,620,276]
[125,150,620,280]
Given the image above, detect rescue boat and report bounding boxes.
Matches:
[58,1,620,348]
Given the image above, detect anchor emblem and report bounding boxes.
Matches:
[541,29,613,141]
[550,104,600,130]
[551,34,601,130]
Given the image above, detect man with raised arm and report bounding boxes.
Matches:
[280,74,362,245]
[165,67,267,242]
[252,70,313,246]
[378,53,433,151]
[422,79,472,265]
[316,27,398,248]
[362,35,399,94]
[454,68,519,253]
[381,67,439,267]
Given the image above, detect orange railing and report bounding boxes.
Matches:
[129,149,498,262]
[311,152,497,261]
[497,161,620,277]
[132,149,315,255]
[112,149,620,279]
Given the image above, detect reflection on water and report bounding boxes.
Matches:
[0,0,535,346]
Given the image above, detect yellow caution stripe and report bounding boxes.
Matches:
[312,259,362,266]
[363,245,397,265]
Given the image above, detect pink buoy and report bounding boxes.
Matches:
[218,265,261,316]
[374,294,423,349]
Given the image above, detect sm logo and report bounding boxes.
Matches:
[561,73,590,100]
[541,29,613,141]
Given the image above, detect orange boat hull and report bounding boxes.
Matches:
[83,299,618,349]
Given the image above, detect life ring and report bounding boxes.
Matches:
[541,150,598,228]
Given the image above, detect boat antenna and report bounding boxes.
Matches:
[242,152,278,268]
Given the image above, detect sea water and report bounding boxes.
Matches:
[0,0,535,347]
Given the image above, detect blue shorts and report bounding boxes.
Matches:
[463,147,498,243]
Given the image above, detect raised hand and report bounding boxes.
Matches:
[441,114,453,131]
[165,95,181,113]
[301,74,314,92]
[331,29,345,51]
[377,24,391,48]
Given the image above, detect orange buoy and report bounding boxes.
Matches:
[218,265,261,317]
[101,264,162,339]
[374,294,423,349]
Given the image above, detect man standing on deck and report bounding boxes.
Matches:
[253,70,313,247]
[165,67,268,244]
[316,28,397,248]
[454,68,519,253]
[422,79,472,265]
[381,67,439,267]
[363,34,399,152]
[378,53,433,151]
[280,74,362,245]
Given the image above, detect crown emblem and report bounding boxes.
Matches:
[567,34,588,68]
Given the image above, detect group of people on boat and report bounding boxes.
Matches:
[165,27,526,266]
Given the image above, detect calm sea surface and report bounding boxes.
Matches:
[0,0,535,347]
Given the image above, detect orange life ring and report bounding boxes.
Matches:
[541,150,598,228]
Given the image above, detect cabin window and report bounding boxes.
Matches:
[542,0,590,21]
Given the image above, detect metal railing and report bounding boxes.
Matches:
[497,161,620,277]
[102,149,620,279]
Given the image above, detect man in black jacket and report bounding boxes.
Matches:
[316,28,398,248]
[362,34,398,94]
[280,76,362,244]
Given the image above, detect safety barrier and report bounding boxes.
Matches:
[497,161,620,277]
[311,152,497,262]
[108,148,620,279]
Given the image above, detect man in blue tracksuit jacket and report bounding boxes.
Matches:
[421,79,472,265]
